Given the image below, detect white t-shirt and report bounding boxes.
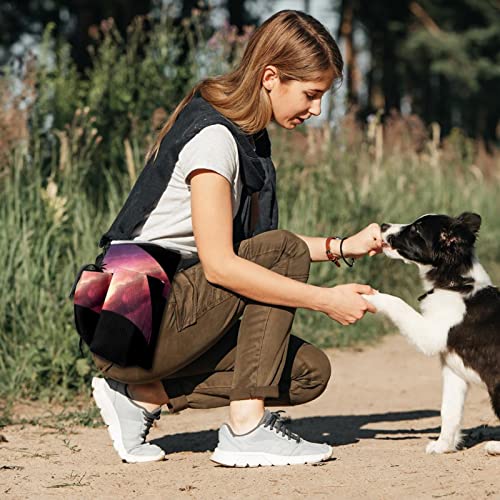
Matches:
[130,124,242,262]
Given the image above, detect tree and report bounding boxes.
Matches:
[227,0,257,32]
[0,0,153,70]
[337,0,361,107]
[334,0,498,143]
[400,0,500,143]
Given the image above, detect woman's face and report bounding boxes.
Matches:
[262,68,334,129]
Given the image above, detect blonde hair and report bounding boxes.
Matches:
[147,10,343,162]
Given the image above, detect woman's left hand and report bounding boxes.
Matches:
[343,223,383,259]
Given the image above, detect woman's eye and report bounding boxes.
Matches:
[306,94,315,100]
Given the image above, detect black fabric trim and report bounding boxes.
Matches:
[89,310,154,369]
[74,305,99,345]
[138,242,180,282]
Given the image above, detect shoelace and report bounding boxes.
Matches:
[264,411,300,443]
[140,410,161,441]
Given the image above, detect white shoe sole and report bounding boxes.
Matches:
[210,446,333,467]
[485,441,500,455]
[91,377,165,463]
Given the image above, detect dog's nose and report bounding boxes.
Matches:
[381,223,391,232]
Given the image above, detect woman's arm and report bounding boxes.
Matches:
[297,225,383,263]
[190,170,376,325]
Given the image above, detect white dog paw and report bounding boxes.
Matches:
[361,292,387,312]
[426,440,457,454]
[362,292,378,302]
[485,441,500,455]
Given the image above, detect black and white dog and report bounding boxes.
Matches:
[363,212,500,455]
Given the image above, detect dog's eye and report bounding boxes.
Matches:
[410,225,422,237]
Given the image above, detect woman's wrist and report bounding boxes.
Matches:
[325,236,355,267]
[340,236,352,258]
[307,284,329,312]
[339,237,355,267]
[325,236,341,266]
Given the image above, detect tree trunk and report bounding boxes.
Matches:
[338,0,360,107]
[227,0,247,32]
[382,31,401,113]
[436,74,451,136]
[181,0,199,18]
[368,29,384,111]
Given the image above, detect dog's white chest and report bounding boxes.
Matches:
[420,290,467,333]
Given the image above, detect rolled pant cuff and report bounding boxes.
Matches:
[162,379,190,413]
[229,385,280,401]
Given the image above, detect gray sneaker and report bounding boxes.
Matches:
[91,377,165,463]
[210,410,333,467]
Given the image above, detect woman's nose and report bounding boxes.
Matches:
[381,223,391,232]
[309,99,321,116]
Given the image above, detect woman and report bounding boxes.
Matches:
[90,10,382,467]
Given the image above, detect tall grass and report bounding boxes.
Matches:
[0,13,499,402]
[0,130,126,401]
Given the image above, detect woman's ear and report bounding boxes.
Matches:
[262,65,279,92]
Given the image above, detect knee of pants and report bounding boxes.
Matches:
[260,229,311,280]
[292,344,332,405]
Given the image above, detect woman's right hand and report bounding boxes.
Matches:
[318,284,377,326]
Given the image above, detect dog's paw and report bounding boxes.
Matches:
[425,439,457,455]
[362,291,388,313]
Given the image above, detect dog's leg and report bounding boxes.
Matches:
[362,293,446,355]
[426,364,468,454]
[485,384,500,455]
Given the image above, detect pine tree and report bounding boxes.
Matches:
[400,0,500,143]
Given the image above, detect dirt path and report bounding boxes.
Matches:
[1,335,499,499]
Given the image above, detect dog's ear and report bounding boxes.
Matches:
[456,212,481,235]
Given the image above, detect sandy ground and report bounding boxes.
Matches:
[1,334,499,500]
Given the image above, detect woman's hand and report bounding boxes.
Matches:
[314,284,377,325]
[343,223,383,258]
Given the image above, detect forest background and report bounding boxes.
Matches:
[0,0,498,405]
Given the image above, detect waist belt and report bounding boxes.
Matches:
[71,243,180,368]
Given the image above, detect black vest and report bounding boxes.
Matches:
[100,97,279,251]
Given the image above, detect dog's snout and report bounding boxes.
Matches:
[381,223,391,232]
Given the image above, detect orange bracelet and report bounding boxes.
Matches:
[325,237,341,267]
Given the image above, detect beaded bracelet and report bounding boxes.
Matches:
[325,237,341,267]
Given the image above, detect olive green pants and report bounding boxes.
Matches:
[94,230,331,412]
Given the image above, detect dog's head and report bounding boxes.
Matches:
[380,212,481,271]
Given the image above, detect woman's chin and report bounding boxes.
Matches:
[273,117,303,129]
[277,120,297,129]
